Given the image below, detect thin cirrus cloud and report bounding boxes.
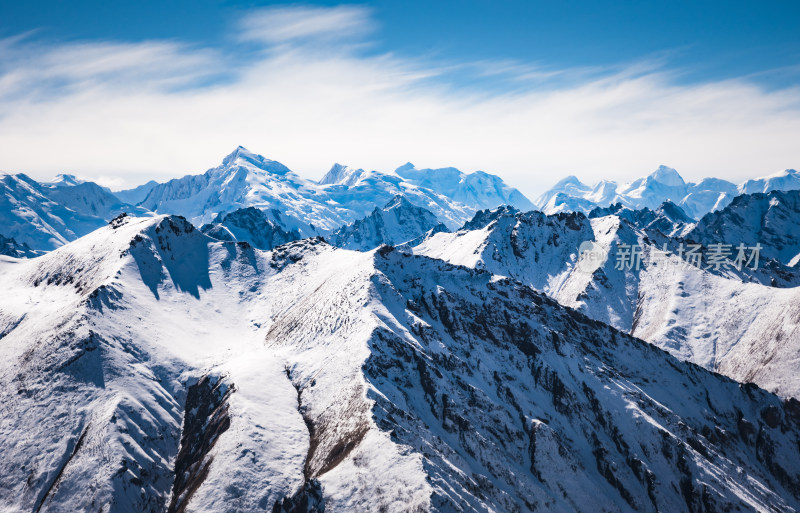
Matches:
[0,4,798,197]
[237,4,375,44]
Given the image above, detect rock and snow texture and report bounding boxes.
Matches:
[686,189,800,266]
[588,201,695,238]
[200,206,301,250]
[327,195,446,251]
[535,165,800,219]
[3,214,800,512]
[139,147,532,234]
[0,233,37,258]
[414,205,800,398]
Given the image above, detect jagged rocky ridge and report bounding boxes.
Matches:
[414,201,800,398]
[2,215,800,511]
[327,195,446,251]
[686,189,800,266]
[0,233,37,258]
[588,201,695,238]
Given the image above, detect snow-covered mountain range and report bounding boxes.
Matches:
[139,146,531,235]
[536,165,800,219]
[413,193,800,399]
[687,189,800,266]
[1,146,531,254]
[2,214,800,512]
[4,144,800,511]
[0,172,146,251]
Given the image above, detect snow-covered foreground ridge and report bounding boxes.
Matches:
[1,214,800,512]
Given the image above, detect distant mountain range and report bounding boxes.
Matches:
[536,165,800,219]
[1,146,531,252]
[0,172,147,251]
[138,146,532,235]
[3,148,799,255]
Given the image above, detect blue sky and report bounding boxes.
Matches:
[1,1,799,196]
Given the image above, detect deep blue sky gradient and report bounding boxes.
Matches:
[2,0,799,87]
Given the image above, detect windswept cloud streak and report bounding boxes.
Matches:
[238,4,375,44]
[0,4,798,195]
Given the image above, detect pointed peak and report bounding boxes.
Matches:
[657,200,693,223]
[45,173,84,188]
[649,165,685,187]
[220,146,290,175]
[319,163,365,186]
[222,145,256,165]
[383,194,413,210]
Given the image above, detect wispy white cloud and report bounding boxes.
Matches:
[0,5,798,197]
[238,5,374,45]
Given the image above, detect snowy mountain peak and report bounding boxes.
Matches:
[383,194,412,210]
[649,165,685,187]
[319,163,365,186]
[44,173,84,188]
[688,188,800,265]
[328,195,444,251]
[220,145,290,175]
[555,175,589,189]
[200,206,300,250]
[657,200,694,223]
[461,204,519,230]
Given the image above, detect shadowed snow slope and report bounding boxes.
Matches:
[2,214,800,512]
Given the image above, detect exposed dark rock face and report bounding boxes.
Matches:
[356,249,800,512]
[272,479,326,512]
[168,374,234,513]
[0,233,37,258]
